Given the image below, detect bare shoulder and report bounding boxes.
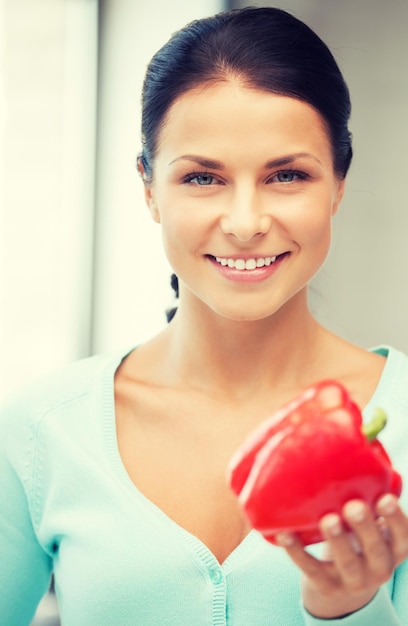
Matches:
[114,331,173,398]
[318,331,387,409]
[116,333,165,377]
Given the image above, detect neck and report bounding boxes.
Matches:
[160,289,327,400]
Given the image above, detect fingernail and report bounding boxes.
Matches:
[345,501,366,523]
[378,494,397,516]
[276,532,296,547]
[322,513,343,537]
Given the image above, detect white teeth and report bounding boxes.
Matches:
[245,258,257,270]
[215,255,278,270]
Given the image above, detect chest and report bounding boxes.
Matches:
[115,389,256,563]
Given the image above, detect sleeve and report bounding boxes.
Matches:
[391,558,408,624]
[301,584,402,625]
[0,399,53,625]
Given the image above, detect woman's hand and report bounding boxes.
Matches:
[276,494,408,619]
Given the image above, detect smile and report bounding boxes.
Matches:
[214,256,277,271]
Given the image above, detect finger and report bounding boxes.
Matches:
[376,495,408,565]
[376,516,391,542]
[319,512,366,593]
[275,532,334,592]
[342,500,394,584]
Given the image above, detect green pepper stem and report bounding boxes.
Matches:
[362,408,387,442]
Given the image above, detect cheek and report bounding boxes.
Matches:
[291,193,334,246]
[157,190,213,247]
[304,213,332,246]
[158,203,199,267]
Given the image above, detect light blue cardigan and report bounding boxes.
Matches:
[1,346,407,625]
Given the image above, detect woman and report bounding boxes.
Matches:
[1,7,408,625]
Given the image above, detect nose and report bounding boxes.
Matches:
[220,188,271,242]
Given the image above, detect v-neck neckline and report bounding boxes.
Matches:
[101,347,267,570]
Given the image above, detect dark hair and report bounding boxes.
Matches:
[139,6,353,181]
[165,273,179,323]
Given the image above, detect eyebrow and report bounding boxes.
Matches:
[169,155,225,170]
[265,153,322,168]
[169,152,322,169]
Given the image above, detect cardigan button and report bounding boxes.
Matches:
[209,567,223,585]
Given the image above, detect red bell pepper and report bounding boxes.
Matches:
[228,380,402,546]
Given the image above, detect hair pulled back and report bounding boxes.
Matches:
[140,6,352,181]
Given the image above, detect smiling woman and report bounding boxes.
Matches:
[141,85,344,320]
[1,6,408,626]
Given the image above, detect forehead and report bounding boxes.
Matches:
[155,81,332,163]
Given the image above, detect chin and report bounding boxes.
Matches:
[212,304,277,324]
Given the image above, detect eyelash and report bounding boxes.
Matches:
[268,170,310,184]
[182,171,222,186]
[182,169,310,186]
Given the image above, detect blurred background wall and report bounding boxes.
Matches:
[0,0,98,398]
[1,0,407,404]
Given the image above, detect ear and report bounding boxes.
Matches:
[137,156,160,223]
[331,178,346,216]
[143,183,161,224]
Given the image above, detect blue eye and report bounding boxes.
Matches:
[277,171,296,183]
[194,174,214,185]
[184,172,218,186]
[272,170,308,183]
